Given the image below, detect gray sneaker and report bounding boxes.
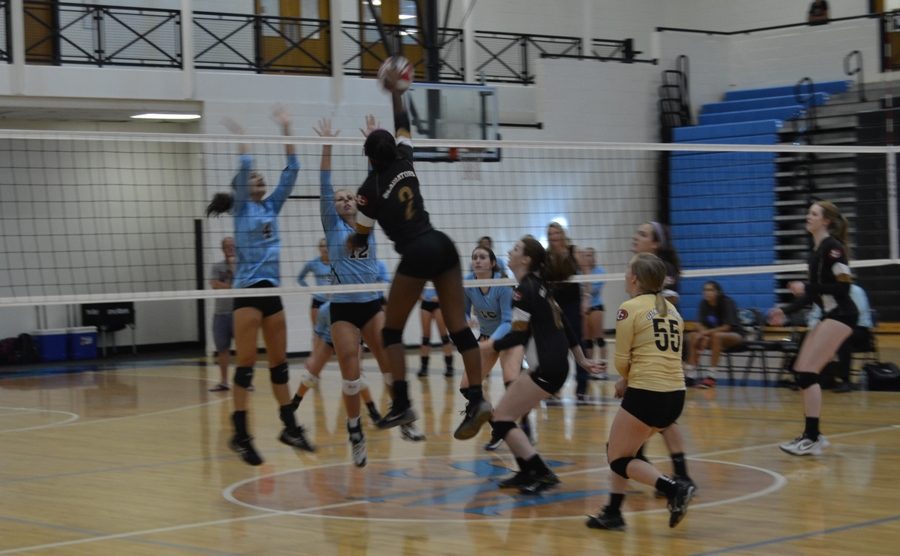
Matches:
[453,399,493,440]
[400,422,426,441]
[780,434,830,456]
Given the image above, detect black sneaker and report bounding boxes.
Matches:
[497,468,533,489]
[377,405,417,429]
[453,398,492,440]
[655,475,696,499]
[483,435,503,451]
[519,470,560,495]
[586,507,626,531]
[278,427,315,452]
[229,435,263,466]
[444,367,454,378]
[667,478,696,528]
[417,368,428,378]
[367,406,383,424]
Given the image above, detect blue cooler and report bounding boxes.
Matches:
[67,326,98,360]
[33,329,68,362]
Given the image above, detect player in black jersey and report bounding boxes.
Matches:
[485,236,603,494]
[768,201,857,456]
[349,85,491,441]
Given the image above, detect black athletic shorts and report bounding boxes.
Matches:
[233,281,283,317]
[396,229,460,279]
[589,304,605,313]
[311,298,326,310]
[528,360,569,394]
[823,310,857,328]
[621,387,686,429]
[330,299,383,329]
[420,300,440,313]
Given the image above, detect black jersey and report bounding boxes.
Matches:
[785,236,857,317]
[494,273,577,368]
[356,138,433,253]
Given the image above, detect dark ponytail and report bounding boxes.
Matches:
[206,192,234,217]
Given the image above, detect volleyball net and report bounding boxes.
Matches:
[0,130,897,328]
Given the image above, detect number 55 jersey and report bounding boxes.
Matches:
[614,294,685,392]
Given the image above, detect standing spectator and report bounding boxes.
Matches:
[208,236,236,392]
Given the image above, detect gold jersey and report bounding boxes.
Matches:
[614,293,686,392]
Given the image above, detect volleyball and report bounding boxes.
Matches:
[377,56,413,92]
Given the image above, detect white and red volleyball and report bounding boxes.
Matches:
[377,56,413,92]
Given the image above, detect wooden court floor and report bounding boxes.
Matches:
[1,345,899,555]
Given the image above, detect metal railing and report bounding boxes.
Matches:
[473,30,581,84]
[193,12,330,74]
[24,2,181,67]
[341,21,463,81]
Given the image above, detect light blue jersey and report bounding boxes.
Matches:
[320,170,380,303]
[464,272,513,340]
[233,154,299,288]
[588,265,606,307]
[298,257,333,302]
[422,286,438,302]
[314,301,333,345]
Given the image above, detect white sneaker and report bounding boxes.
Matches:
[780,435,830,456]
[400,422,426,442]
[349,425,367,467]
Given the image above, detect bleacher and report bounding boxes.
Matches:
[668,80,852,321]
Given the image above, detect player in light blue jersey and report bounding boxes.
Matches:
[290,302,383,425]
[578,247,609,375]
[418,286,454,377]
[206,107,313,466]
[297,237,333,326]
[462,245,526,450]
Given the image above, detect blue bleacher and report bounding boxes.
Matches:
[722,79,849,101]
[701,93,828,114]
[672,120,782,142]
[670,152,775,170]
[698,105,804,126]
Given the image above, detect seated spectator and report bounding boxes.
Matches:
[808,0,829,25]
[684,281,744,389]
[806,283,874,392]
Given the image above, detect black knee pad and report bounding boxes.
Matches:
[610,456,634,479]
[490,420,517,440]
[440,334,451,345]
[597,338,606,348]
[234,366,254,389]
[795,371,820,389]
[383,327,403,348]
[449,328,478,352]
[269,362,289,385]
[421,336,430,347]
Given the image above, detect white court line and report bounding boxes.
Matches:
[0,407,80,434]
[2,423,896,552]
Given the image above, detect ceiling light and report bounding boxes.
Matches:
[131,113,201,121]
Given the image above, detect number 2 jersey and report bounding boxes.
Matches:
[784,235,857,319]
[355,137,433,254]
[614,294,685,392]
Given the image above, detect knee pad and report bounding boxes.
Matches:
[342,378,364,395]
[300,369,319,388]
[269,362,289,385]
[490,420,517,440]
[440,334,451,345]
[449,328,478,352]
[609,456,634,479]
[421,336,430,347]
[597,338,606,348]
[383,327,403,348]
[382,372,394,386]
[234,366,254,389]
[795,371,820,389]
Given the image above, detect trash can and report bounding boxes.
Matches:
[67,326,98,360]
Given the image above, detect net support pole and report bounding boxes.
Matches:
[180,0,195,98]
[887,151,899,261]
[10,0,25,94]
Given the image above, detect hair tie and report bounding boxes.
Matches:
[650,221,667,249]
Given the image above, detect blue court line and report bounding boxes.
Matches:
[0,514,238,556]
[693,514,900,555]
